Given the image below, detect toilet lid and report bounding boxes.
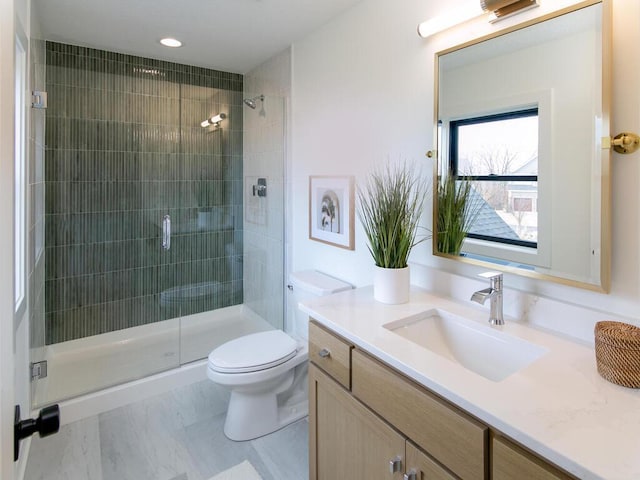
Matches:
[208,330,298,374]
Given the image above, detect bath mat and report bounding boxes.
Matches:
[209,460,263,480]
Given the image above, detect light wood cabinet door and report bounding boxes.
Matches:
[352,349,487,480]
[492,435,575,480]
[309,363,406,480]
[405,441,457,480]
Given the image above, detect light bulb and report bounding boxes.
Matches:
[160,38,182,48]
[417,1,485,38]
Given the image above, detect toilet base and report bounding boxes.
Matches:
[223,395,308,441]
[223,363,309,441]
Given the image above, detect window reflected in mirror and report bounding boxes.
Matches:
[448,109,538,248]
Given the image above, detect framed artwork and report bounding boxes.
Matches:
[309,175,355,250]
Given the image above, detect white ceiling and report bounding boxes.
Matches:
[33,0,362,74]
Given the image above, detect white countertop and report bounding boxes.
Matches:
[300,286,640,480]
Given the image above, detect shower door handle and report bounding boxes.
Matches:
[162,215,171,250]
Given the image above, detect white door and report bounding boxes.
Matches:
[0,0,23,480]
[1,0,18,476]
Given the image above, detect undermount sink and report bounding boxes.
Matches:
[384,308,547,381]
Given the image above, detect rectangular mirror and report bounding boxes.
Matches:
[434,0,611,292]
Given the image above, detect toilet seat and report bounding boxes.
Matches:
[208,330,298,374]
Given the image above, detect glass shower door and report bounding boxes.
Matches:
[179,94,286,364]
[33,43,249,406]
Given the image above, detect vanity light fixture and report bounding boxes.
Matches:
[417,1,484,38]
[160,37,182,48]
[200,113,227,128]
[417,0,539,38]
[483,0,539,22]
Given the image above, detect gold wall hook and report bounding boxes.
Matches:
[612,132,640,154]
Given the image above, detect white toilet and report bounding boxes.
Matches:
[207,270,352,441]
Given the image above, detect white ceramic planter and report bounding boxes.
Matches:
[373,265,410,304]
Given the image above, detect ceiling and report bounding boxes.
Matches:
[33,0,362,74]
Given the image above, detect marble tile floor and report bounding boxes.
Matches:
[24,380,309,480]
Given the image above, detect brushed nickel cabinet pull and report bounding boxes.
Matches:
[318,348,331,358]
[403,469,417,480]
[389,456,402,473]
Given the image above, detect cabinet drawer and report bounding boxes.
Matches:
[309,320,352,389]
[492,435,575,480]
[352,349,487,480]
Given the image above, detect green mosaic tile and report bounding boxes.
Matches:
[44,42,245,344]
[45,41,243,91]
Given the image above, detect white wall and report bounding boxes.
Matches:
[291,0,640,344]
[292,0,433,287]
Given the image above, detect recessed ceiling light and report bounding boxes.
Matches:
[160,38,182,48]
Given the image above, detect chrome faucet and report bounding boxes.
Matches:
[470,272,504,325]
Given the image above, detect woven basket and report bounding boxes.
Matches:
[594,321,640,388]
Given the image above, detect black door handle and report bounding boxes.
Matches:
[14,404,60,461]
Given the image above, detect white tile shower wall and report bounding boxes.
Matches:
[243,48,291,100]
[291,0,640,344]
[243,48,291,329]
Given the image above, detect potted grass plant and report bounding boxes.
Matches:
[357,162,428,304]
[437,174,479,256]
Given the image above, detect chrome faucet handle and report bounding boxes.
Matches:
[478,271,502,280]
[478,271,502,289]
[475,271,504,325]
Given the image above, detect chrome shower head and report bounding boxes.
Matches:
[243,94,264,109]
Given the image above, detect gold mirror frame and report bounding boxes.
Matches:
[432,0,612,292]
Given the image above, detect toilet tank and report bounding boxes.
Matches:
[288,270,352,340]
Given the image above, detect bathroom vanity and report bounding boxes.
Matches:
[303,287,640,480]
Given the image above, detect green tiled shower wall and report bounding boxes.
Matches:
[44,42,244,344]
